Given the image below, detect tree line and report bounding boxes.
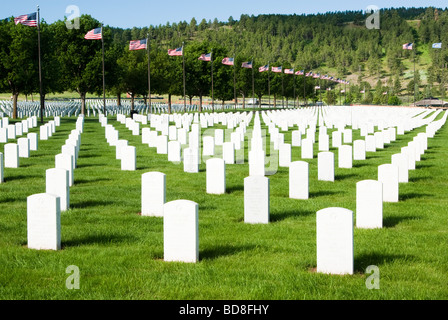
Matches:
[1,7,448,118]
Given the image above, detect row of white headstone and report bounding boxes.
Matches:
[26,116,84,250]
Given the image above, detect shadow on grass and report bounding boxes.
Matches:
[71,199,116,208]
[398,192,432,201]
[408,176,431,182]
[270,209,314,222]
[75,178,112,185]
[335,173,357,180]
[200,244,258,261]
[353,162,368,168]
[354,252,414,273]
[383,215,422,228]
[226,184,244,193]
[415,163,433,169]
[61,233,136,248]
[309,190,344,198]
[5,174,40,181]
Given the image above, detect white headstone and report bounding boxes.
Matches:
[356,180,382,229]
[365,135,376,152]
[27,193,61,250]
[121,146,136,171]
[7,124,16,139]
[27,132,38,151]
[248,149,265,176]
[40,125,48,140]
[338,145,352,169]
[289,161,308,199]
[141,172,166,217]
[183,147,199,173]
[378,164,399,202]
[115,140,128,160]
[331,131,342,148]
[291,130,301,147]
[279,143,291,167]
[206,158,226,194]
[0,152,3,183]
[46,168,69,211]
[55,153,74,187]
[391,153,408,183]
[167,141,181,163]
[156,135,168,154]
[353,140,366,160]
[0,128,7,143]
[318,152,334,182]
[215,129,224,145]
[301,138,313,159]
[318,134,329,151]
[244,176,269,224]
[163,200,199,263]
[222,142,235,165]
[4,143,19,168]
[203,136,215,156]
[316,207,353,275]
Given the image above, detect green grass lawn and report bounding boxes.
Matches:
[0,109,447,300]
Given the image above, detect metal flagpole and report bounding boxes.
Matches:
[413,45,416,107]
[101,23,106,115]
[293,70,296,108]
[37,6,44,123]
[268,61,270,108]
[303,72,306,107]
[251,59,255,109]
[182,41,186,112]
[211,48,214,111]
[281,66,284,108]
[233,54,237,110]
[147,33,151,114]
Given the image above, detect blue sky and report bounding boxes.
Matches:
[2,0,448,29]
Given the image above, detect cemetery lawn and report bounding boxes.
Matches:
[0,111,447,300]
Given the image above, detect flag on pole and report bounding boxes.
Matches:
[14,12,37,27]
[198,53,212,61]
[306,72,313,77]
[315,86,321,89]
[271,66,282,73]
[402,43,413,50]
[168,47,183,56]
[360,90,365,93]
[242,61,252,68]
[340,89,345,93]
[295,70,304,75]
[84,28,102,40]
[432,43,442,49]
[259,65,269,72]
[313,73,321,78]
[284,68,294,74]
[129,39,147,50]
[222,57,234,65]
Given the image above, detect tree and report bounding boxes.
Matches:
[0,18,39,118]
[53,15,108,114]
[117,46,148,110]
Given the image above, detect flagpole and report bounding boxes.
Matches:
[147,33,151,114]
[101,23,106,115]
[37,6,44,124]
[268,61,270,109]
[233,50,237,110]
[281,66,284,108]
[211,49,214,111]
[413,44,416,107]
[251,59,255,109]
[293,71,296,108]
[182,41,186,112]
[303,72,306,107]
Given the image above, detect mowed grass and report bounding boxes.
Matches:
[0,109,447,300]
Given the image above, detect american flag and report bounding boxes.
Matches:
[341,89,345,93]
[305,72,313,77]
[198,53,212,61]
[259,65,269,72]
[315,86,320,89]
[129,39,147,50]
[313,73,320,78]
[295,70,304,75]
[14,12,37,27]
[271,66,282,73]
[327,88,331,91]
[242,61,252,68]
[168,47,183,56]
[222,57,234,65]
[360,90,365,93]
[402,43,413,50]
[284,68,294,74]
[84,28,102,40]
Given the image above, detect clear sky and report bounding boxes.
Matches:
[2,0,448,29]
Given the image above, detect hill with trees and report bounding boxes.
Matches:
[1,6,448,116]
